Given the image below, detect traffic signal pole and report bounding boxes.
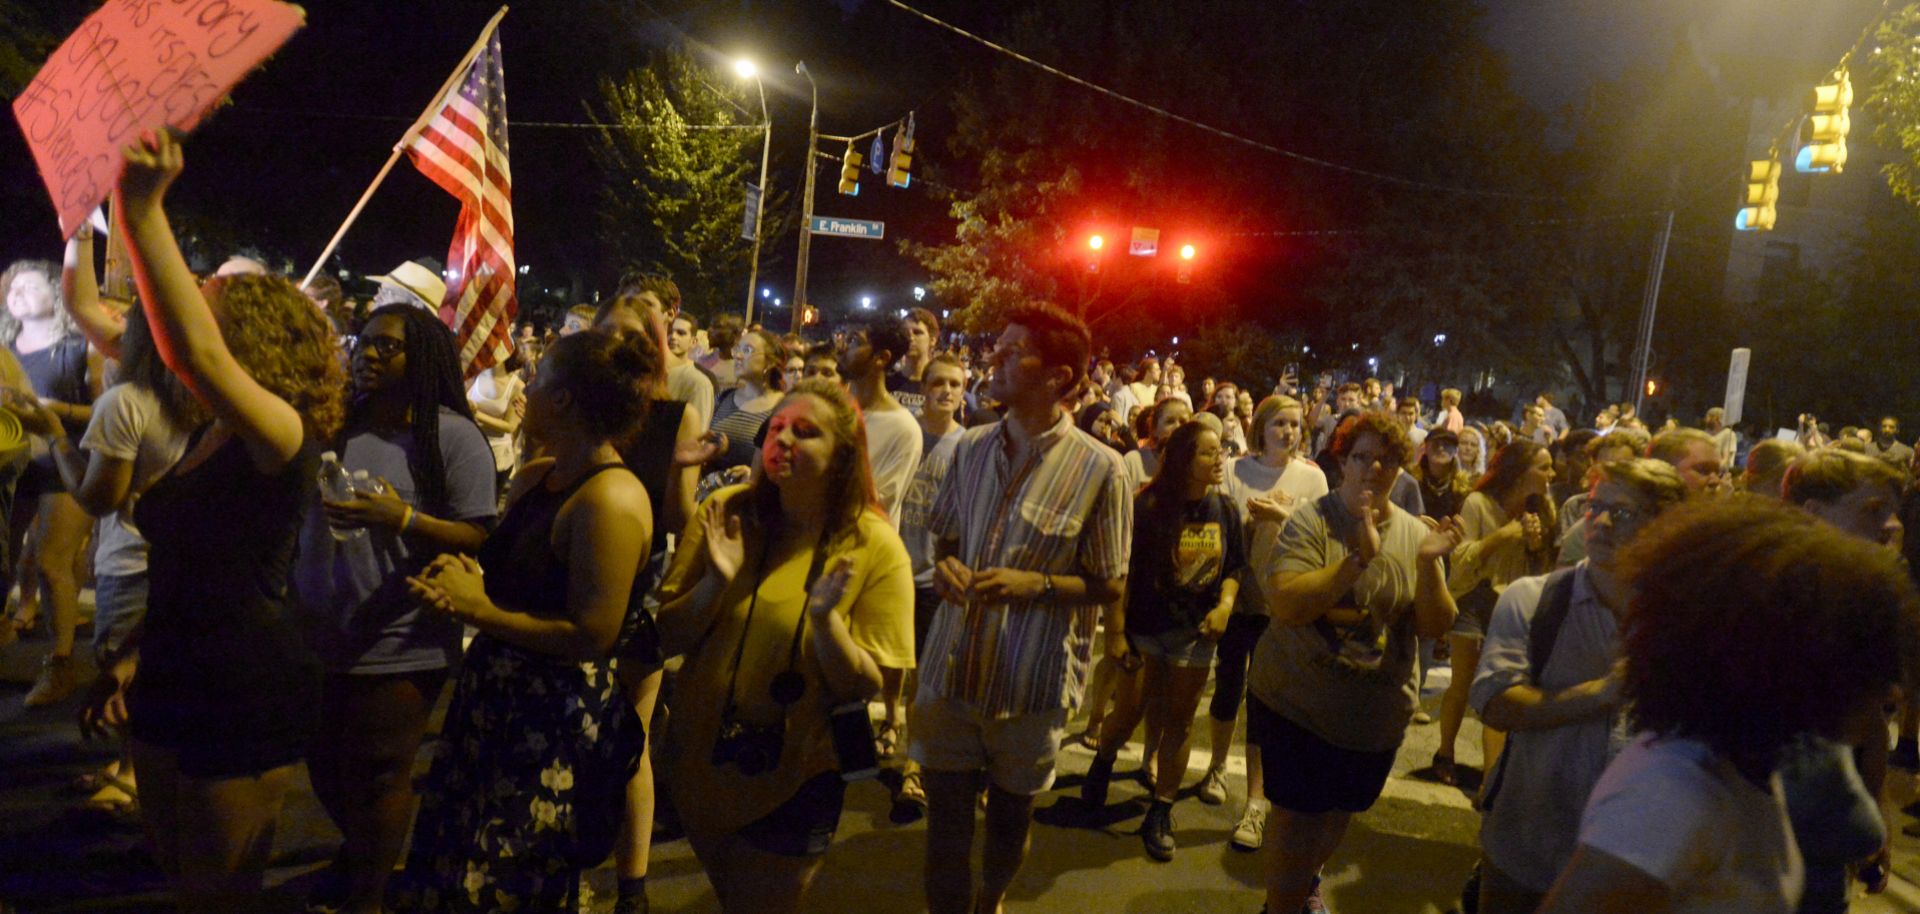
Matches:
[793,62,820,335]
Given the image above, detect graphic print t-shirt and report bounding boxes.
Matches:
[1124,490,1246,636]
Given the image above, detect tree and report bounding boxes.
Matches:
[588,46,790,319]
[1868,5,1920,209]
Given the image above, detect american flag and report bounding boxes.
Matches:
[406,29,515,379]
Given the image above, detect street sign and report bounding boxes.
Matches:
[809,216,885,239]
[1130,227,1159,256]
[741,183,761,241]
[1724,347,1751,426]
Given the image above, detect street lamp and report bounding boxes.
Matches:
[861,295,874,309]
[736,56,772,327]
[793,61,820,334]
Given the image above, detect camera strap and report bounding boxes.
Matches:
[720,527,833,720]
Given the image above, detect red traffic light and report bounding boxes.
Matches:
[1179,244,1196,260]
[1088,234,1105,251]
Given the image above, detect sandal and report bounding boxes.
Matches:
[1430,754,1458,787]
[874,721,900,761]
[79,774,139,826]
[66,761,127,796]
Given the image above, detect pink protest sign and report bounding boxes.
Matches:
[11,0,305,238]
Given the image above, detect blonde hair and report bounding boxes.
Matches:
[737,378,880,545]
[1247,394,1304,456]
[0,260,78,348]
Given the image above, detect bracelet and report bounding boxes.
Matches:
[1042,573,1057,603]
[400,505,417,534]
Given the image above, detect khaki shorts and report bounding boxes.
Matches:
[908,696,1069,796]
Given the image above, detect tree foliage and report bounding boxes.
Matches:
[589,46,790,319]
[1868,5,1920,209]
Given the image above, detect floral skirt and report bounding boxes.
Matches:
[394,636,643,913]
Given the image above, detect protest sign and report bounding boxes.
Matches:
[11,0,306,238]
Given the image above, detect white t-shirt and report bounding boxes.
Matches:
[1222,455,1329,612]
[667,360,715,433]
[80,383,189,578]
[1578,733,1803,914]
[864,407,924,530]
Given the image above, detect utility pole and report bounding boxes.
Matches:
[793,62,819,335]
[1630,169,1680,415]
[738,62,772,327]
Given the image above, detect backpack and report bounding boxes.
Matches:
[1476,566,1581,811]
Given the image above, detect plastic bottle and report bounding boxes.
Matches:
[318,451,366,543]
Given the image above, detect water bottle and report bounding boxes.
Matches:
[318,451,367,543]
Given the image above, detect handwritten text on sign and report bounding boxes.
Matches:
[11,0,305,238]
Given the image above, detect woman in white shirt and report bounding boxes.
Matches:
[467,353,525,494]
[1205,394,1327,850]
[1540,497,1919,914]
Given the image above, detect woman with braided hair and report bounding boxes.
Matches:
[295,302,498,914]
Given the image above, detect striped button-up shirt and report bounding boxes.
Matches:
[916,411,1131,717]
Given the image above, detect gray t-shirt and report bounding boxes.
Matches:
[80,383,188,578]
[1248,493,1427,753]
[295,408,497,674]
[667,360,716,433]
[1470,566,1626,892]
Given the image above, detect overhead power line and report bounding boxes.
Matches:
[227,106,762,130]
[882,0,1562,201]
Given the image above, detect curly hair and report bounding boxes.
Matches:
[1619,497,1920,777]
[736,377,881,546]
[539,329,659,442]
[0,260,78,348]
[1329,410,1413,468]
[207,274,345,440]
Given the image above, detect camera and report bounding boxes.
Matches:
[711,712,784,776]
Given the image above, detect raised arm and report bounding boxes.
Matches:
[116,131,305,472]
[61,224,126,359]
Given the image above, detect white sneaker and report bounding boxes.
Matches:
[1199,765,1228,805]
[1231,798,1268,851]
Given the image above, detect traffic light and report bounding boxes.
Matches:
[888,117,915,189]
[838,142,862,196]
[1086,233,1104,273]
[1645,378,1660,397]
[1087,234,1104,251]
[1735,158,1780,232]
[1176,243,1197,284]
[1797,71,1851,174]
[800,304,820,326]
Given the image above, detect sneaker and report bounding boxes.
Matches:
[1892,737,1919,771]
[1141,801,1175,862]
[1411,710,1434,725]
[1082,753,1116,807]
[24,654,82,708]
[1230,798,1268,851]
[1199,766,1228,805]
[1301,875,1331,914]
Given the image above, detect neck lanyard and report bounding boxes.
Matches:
[720,526,831,716]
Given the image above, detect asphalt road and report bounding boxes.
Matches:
[1,615,1917,913]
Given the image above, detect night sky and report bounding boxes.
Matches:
[0,0,1891,320]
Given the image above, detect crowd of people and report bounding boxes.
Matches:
[5,130,1920,914]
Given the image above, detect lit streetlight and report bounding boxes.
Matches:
[733,58,758,80]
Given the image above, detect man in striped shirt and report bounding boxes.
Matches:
[910,303,1132,914]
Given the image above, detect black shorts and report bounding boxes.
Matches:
[737,771,846,857]
[1247,695,1398,815]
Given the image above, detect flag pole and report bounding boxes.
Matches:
[299,6,509,290]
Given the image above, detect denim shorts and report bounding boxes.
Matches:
[737,771,847,857]
[1129,626,1216,669]
[91,573,149,661]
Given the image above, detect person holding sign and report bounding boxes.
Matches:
[81,129,344,913]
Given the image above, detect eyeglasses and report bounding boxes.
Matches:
[1585,500,1648,526]
[356,336,405,359]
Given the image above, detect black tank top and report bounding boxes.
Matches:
[624,399,686,557]
[476,462,631,620]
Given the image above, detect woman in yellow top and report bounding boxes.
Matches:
[656,378,915,914]
[1434,439,1556,786]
